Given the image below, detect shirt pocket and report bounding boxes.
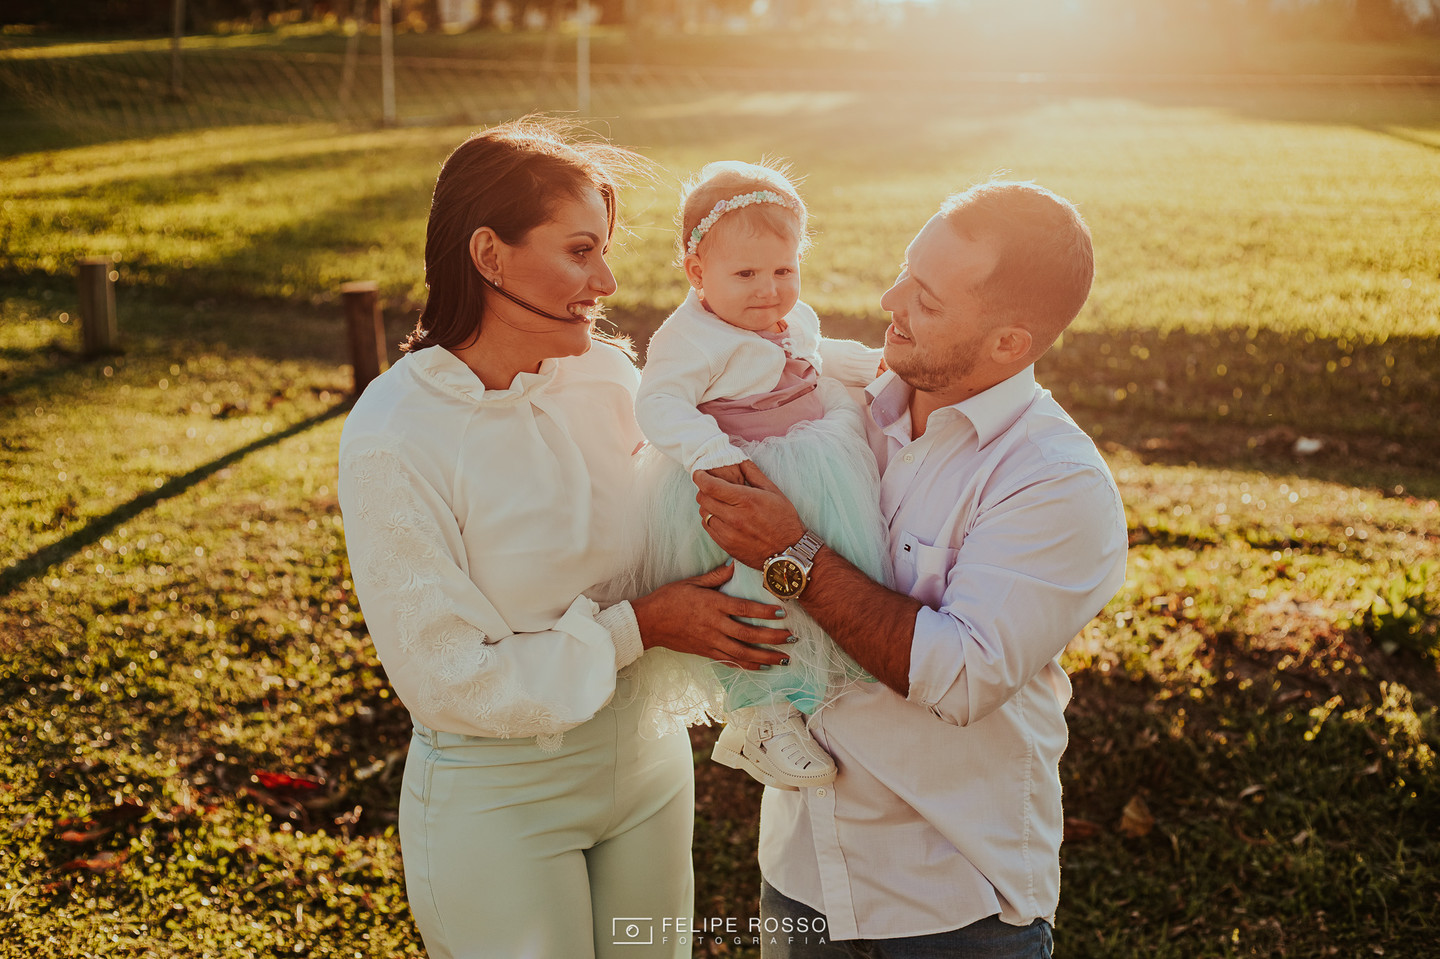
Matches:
[894,530,959,609]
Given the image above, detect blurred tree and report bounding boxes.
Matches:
[410,0,441,28]
[591,0,626,23]
[460,0,498,29]
[1,0,161,30]
[1351,0,1412,37]
[1,0,1433,35]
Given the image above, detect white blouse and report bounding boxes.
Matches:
[636,289,886,472]
[337,342,646,746]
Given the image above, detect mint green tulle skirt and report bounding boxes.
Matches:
[616,379,892,738]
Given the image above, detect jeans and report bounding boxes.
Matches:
[759,880,1053,959]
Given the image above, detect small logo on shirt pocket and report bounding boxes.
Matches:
[896,531,958,608]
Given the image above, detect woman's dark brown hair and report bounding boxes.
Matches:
[402,117,646,353]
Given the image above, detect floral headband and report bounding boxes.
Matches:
[686,190,798,257]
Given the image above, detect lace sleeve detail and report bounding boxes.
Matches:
[339,439,624,746]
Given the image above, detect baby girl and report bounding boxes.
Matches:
[628,159,890,790]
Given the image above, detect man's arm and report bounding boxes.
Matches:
[693,460,920,695]
[795,546,919,695]
[697,456,1129,726]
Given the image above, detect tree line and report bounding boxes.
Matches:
[4,0,1437,40]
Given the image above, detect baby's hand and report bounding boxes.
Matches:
[703,464,747,487]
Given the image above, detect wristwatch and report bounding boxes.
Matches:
[761,530,825,600]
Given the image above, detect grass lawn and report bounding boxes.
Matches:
[2,30,1439,959]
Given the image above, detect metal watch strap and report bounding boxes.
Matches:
[788,530,823,565]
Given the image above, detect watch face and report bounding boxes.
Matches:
[764,558,805,598]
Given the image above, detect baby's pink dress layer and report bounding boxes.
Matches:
[697,329,825,443]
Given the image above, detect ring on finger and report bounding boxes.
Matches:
[702,513,714,529]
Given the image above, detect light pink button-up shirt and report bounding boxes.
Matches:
[757,365,1128,940]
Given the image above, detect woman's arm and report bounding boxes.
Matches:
[631,562,793,667]
[340,443,788,740]
[340,443,620,739]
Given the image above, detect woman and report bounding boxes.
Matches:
[337,120,791,959]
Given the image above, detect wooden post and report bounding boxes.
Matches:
[378,0,396,126]
[339,15,361,112]
[342,281,387,394]
[577,0,591,115]
[170,0,185,96]
[77,256,120,356]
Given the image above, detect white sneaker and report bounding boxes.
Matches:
[711,713,837,791]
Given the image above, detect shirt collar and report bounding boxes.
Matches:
[864,369,910,431]
[957,365,1039,449]
[406,344,559,404]
[865,365,1039,449]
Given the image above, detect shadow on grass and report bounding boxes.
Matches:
[681,624,1438,959]
[6,545,1434,959]
[1059,643,1440,957]
[0,265,415,376]
[0,129,439,309]
[1037,326,1440,499]
[1357,122,1440,154]
[7,274,1435,506]
[0,399,350,598]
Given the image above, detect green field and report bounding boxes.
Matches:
[2,29,1439,959]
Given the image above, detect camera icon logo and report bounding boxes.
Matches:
[612,917,655,945]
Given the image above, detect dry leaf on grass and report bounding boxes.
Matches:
[1064,817,1105,842]
[1119,795,1155,838]
[254,771,324,791]
[55,799,147,844]
[61,851,128,872]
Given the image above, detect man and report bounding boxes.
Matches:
[695,180,1129,958]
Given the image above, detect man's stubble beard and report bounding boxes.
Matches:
[884,332,984,394]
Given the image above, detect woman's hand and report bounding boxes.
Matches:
[631,563,791,670]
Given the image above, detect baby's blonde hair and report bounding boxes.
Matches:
[677,159,810,264]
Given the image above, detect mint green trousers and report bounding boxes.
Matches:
[399,683,696,959]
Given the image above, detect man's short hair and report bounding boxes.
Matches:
[938,180,1094,353]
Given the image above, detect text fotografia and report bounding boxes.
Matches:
[612,916,828,947]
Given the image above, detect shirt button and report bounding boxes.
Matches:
[903,453,914,463]
[815,787,827,797]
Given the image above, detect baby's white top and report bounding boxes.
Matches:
[636,288,883,472]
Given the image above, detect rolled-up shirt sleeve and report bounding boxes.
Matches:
[339,442,643,740]
[906,463,1127,726]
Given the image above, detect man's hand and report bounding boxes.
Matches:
[631,562,791,670]
[694,460,806,569]
[701,463,747,487]
[699,461,919,696]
